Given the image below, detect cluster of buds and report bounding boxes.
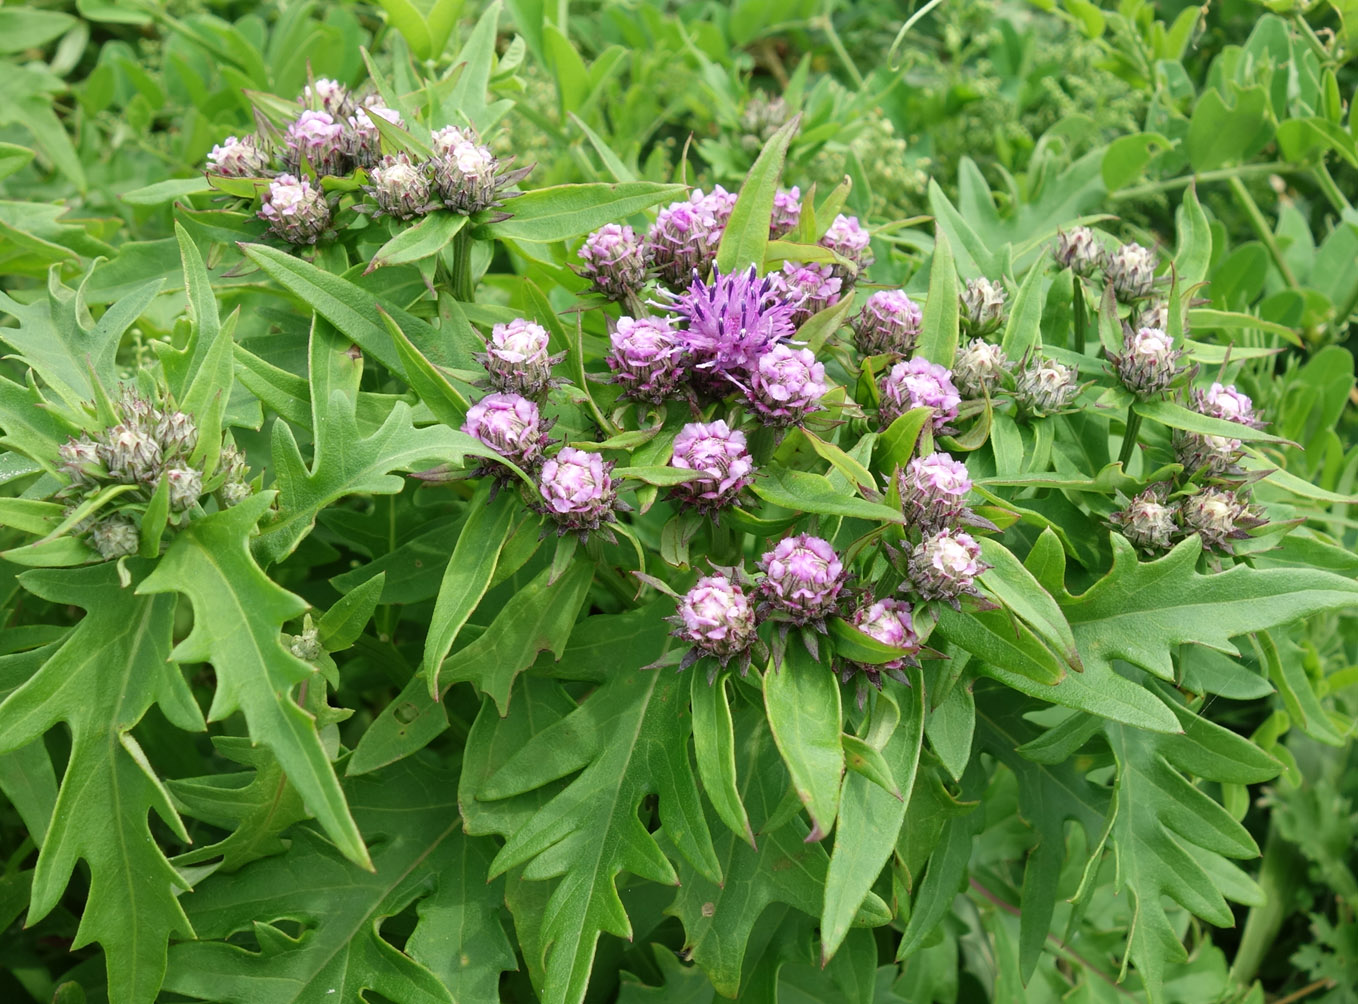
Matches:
[56,386,252,560]
[605,316,688,405]
[1014,354,1081,417]
[1109,326,1184,398]
[461,393,553,476]
[960,277,1008,336]
[1106,242,1160,303]
[952,338,1013,399]
[878,357,961,432]
[744,344,828,428]
[1054,226,1103,277]
[907,528,988,606]
[770,261,842,328]
[259,174,331,245]
[283,110,349,176]
[667,420,756,516]
[536,447,623,540]
[578,225,648,304]
[1110,479,1266,555]
[819,214,873,281]
[645,188,733,288]
[739,92,792,152]
[852,290,922,358]
[1175,382,1261,477]
[770,187,802,238]
[757,534,848,630]
[841,596,920,693]
[430,124,531,213]
[366,153,435,220]
[671,570,764,678]
[476,318,565,400]
[207,135,270,178]
[895,452,974,533]
[1108,485,1177,553]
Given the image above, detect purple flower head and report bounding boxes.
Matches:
[819,214,874,279]
[431,131,529,214]
[853,289,922,357]
[907,528,986,604]
[669,266,797,389]
[1179,487,1266,553]
[207,135,271,178]
[284,110,348,176]
[673,573,759,670]
[1192,382,1262,428]
[960,277,1007,336]
[952,339,1013,399]
[840,597,920,693]
[1173,430,1242,477]
[1106,242,1159,302]
[646,195,722,288]
[538,447,619,535]
[579,224,647,302]
[347,103,404,167]
[259,174,331,245]
[1055,226,1101,276]
[1112,326,1181,398]
[694,186,737,231]
[367,153,433,220]
[769,261,842,328]
[462,393,549,471]
[896,451,972,532]
[770,187,802,238]
[479,318,561,398]
[669,419,755,514]
[1014,355,1079,416]
[746,343,828,427]
[879,357,961,431]
[1110,485,1176,553]
[606,315,687,405]
[758,533,847,626]
[301,78,352,116]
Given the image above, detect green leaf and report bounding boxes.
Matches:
[1102,132,1171,191]
[691,671,754,847]
[764,644,844,841]
[1185,85,1273,172]
[1061,535,1358,681]
[365,212,467,272]
[999,257,1046,358]
[317,574,387,652]
[120,177,213,206]
[423,487,521,695]
[0,9,77,53]
[1133,398,1287,443]
[1173,184,1212,292]
[375,0,434,59]
[716,115,799,274]
[138,493,370,869]
[932,605,1067,687]
[917,228,960,367]
[165,760,511,1004]
[0,562,203,1004]
[482,182,686,244]
[752,468,904,524]
[977,537,1081,671]
[822,680,924,963]
[480,659,719,1004]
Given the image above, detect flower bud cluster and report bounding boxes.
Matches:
[667,420,756,515]
[1174,382,1261,477]
[55,386,253,560]
[1110,326,1183,398]
[1110,482,1266,555]
[879,357,961,432]
[769,262,842,328]
[852,290,922,358]
[1014,355,1080,416]
[476,318,565,400]
[1054,226,1102,277]
[960,277,1007,336]
[952,338,1013,399]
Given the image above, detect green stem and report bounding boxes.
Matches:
[1312,162,1351,214]
[450,228,474,302]
[1117,405,1142,469]
[815,14,864,88]
[1110,162,1291,202]
[1229,824,1302,986]
[1329,269,1358,342]
[1229,174,1300,290]
[1072,276,1087,354]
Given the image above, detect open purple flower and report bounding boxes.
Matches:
[672,573,760,676]
[538,447,620,537]
[907,528,986,604]
[259,174,331,245]
[879,357,961,431]
[669,266,797,390]
[745,344,828,427]
[770,261,842,328]
[606,315,686,405]
[896,452,972,532]
[852,290,922,357]
[478,318,562,399]
[579,224,648,303]
[770,187,802,238]
[758,533,847,627]
[462,393,550,472]
[668,419,755,514]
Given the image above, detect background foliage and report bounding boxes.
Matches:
[2,1,1358,1003]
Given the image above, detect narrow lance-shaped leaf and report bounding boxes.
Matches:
[138,492,371,869]
[0,561,205,1004]
[916,227,960,367]
[764,644,844,842]
[716,115,800,274]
